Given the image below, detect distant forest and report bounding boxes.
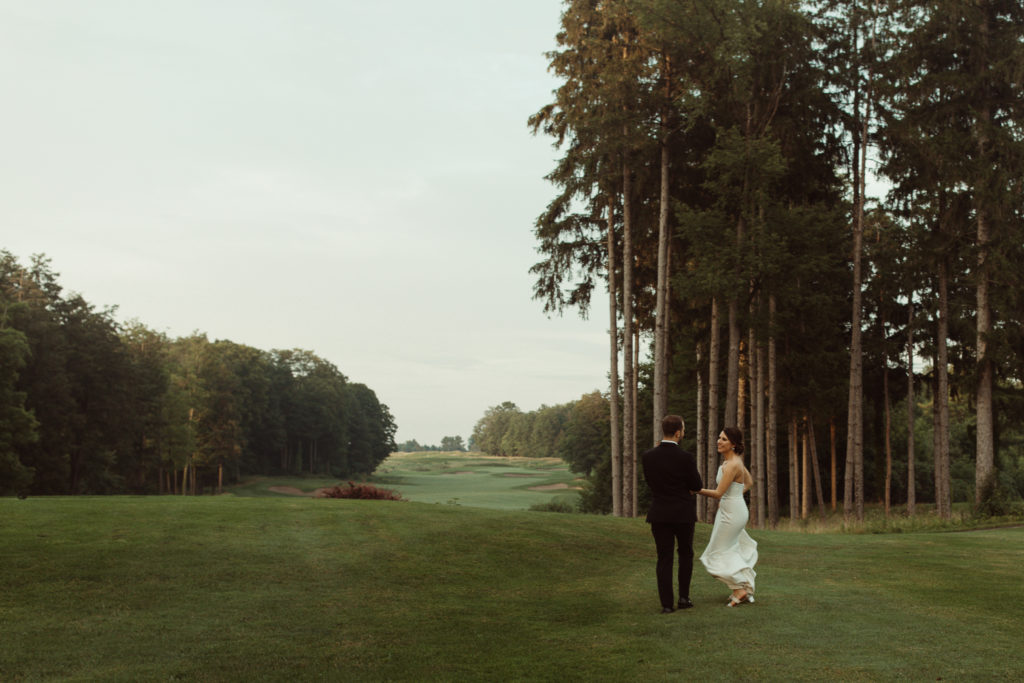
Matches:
[525,1,1024,521]
[395,436,467,452]
[0,252,396,496]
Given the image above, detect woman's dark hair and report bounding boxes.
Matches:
[723,426,745,455]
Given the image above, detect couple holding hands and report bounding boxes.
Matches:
[641,415,758,613]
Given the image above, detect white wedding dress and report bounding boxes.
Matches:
[700,464,758,594]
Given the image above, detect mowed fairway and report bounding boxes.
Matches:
[2,496,1023,681]
[370,451,585,510]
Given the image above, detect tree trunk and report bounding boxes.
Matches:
[218,463,223,495]
[907,294,916,515]
[707,298,722,520]
[883,358,892,517]
[738,341,747,436]
[801,419,810,519]
[755,339,766,528]
[696,346,706,523]
[767,294,778,527]
[830,418,837,511]
[621,161,635,518]
[607,196,623,518]
[880,297,891,515]
[845,152,865,521]
[653,139,671,446]
[974,0,995,512]
[726,294,740,428]
[845,13,869,521]
[789,416,799,520]
[626,327,634,516]
[747,321,757,524]
[808,416,827,519]
[936,254,951,519]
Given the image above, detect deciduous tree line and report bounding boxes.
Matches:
[530,0,1024,522]
[0,252,396,496]
[396,436,467,452]
[471,394,611,476]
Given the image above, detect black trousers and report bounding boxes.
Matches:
[650,521,695,608]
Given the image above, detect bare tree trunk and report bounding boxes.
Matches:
[974,205,994,510]
[801,419,810,519]
[218,464,223,495]
[845,185,865,519]
[883,358,892,517]
[746,320,757,524]
[936,255,952,519]
[738,341,748,436]
[845,12,869,521]
[707,299,722,519]
[974,5,995,512]
[932,372,943,518]
[633,327,639,515]
[696,346,706,523]
[653,140,671,446]
[622,162,635,518]
[767,295,779,527]
[789,417,799,520]
[607,196,623,518]
[726,295,740,428]
[755,340,766,528]
[808,416,827,519]
[830,417,837,510]
[907,294,916,515]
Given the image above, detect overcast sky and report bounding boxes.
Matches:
[1,1,613,445]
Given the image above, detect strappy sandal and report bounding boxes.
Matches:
[726,591,753,607]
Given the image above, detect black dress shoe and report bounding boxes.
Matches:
[677,598,694,609]
[660,606,675,614]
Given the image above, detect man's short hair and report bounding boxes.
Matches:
[662,415,684,437]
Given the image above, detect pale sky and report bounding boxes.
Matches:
[0,1,611,445]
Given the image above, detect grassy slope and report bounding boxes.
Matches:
[226,453,583,511]
[2,497,1022,681]
[370,452,583,510]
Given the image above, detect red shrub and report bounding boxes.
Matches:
[316,481,403,501]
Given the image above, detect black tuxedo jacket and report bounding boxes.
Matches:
[641,441,703,524]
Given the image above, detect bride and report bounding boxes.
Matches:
[697,427,758,607]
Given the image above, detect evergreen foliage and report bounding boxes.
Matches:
[531,0,1024,518]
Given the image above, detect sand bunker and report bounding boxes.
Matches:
[528,483,584,491]
[502,473,545,478]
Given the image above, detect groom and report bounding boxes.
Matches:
[641,414,703,613]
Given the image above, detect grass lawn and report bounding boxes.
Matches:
[369,451,584,511]
[223,452,584,512]
[2,495,1023,681]
[226,476,344,498]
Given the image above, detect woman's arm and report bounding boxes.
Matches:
[698,461,739,499]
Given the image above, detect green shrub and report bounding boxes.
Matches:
[976,474,1021,518]
[529,500,577,514]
